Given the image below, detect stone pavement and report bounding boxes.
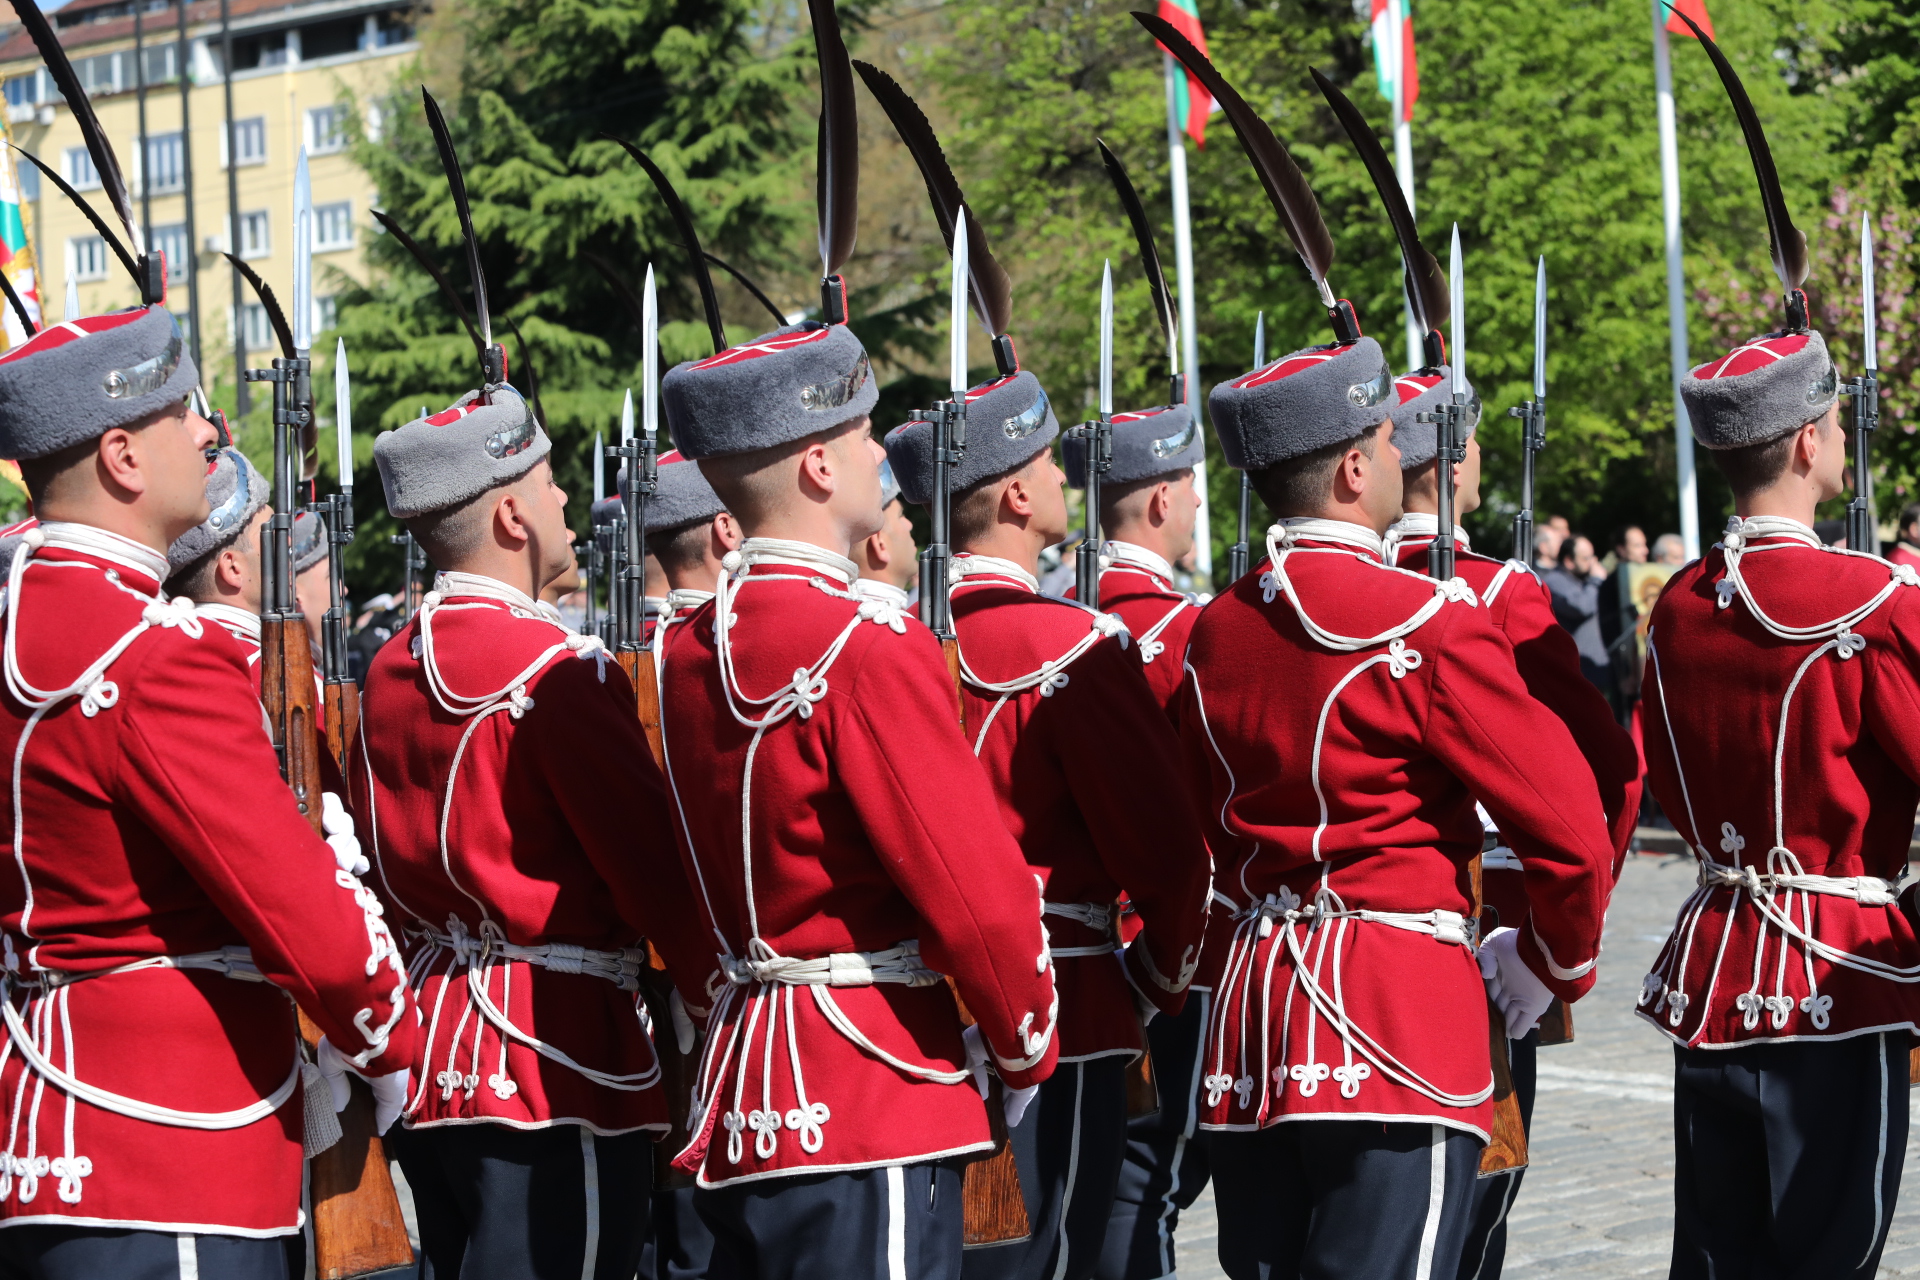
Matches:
[1165,853,1920,1278]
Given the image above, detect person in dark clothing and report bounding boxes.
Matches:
[1543,534,1613,695]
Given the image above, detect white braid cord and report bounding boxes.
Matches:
[1101,542,1195,666]
[416,572,610,716]
[1638,517,1920,1039]
[1259,520,1478,653]
[669,540,1035,1168]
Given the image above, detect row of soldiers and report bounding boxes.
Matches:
[0,4,1913,1280]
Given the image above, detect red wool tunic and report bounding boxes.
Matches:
[1178,521,1615,1139]
[1638,519,1920,1047]
[350,573,714,1136]
[1385,518,1642,928]
[1065,541,1203,720]
[950,555,1211,1060]
[0,524,415,1236]
[657,542,1060,1187]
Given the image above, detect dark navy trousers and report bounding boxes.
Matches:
[696,1160,964,1280]
[1096,992,1212,1280]
[0,1226,294,1280]
[1453,1030,1538,1280]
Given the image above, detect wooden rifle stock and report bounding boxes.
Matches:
[1536,998,1574,1046]
[1470,854,1528,1176]
[262,617,414,1277]
[942,638,1033,1246]
[323,679,360,774]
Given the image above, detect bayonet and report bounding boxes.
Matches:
[293,148,313,355]
[917,206,970,639]
[1846,213,1880,555]
[1509,257,1547,564]
[319,337,358,768]
[1420,226,1465,582]
[1227,314,1264,583]
[617,276,660,659]
[1074,263,1116,607]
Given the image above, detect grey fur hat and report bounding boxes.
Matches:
[1387,369,1482,470]
[373,385,550,520]
[879,456,902,508]
[167,447,267,573]
[0,306,198,460]
[291,510,328,575]
[642,451,728,537]
[1209,338,1394,470]
[662,323,878,460]
[1061,402,1202,488]
[884,371,1058,505]
[591,495,623,528]
[1681,331,1838,450]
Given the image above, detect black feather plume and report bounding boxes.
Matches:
[705,252,789,327]
[1665,5,1807,291]
[807,0,859,276]
[1310,70,1447,342]
[0,267,34,338]
[11,146,140,293]
[369,208,484,358]
[500,314,545,428]
[1096,140,1176,371]
[421,88,495,345]
[1134,12,1335,302]
[601,134,726,355]
[223,253,294,359]
[852,60,1014,336]
[581,253,647,337]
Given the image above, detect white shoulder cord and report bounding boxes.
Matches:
[1259,520,1477,653]
[1099,543,1194,665]
[1716,516,1918,642]
[414,572,608,718]
[1379,514,1470,567]
[654,589,716,681]
[948,556,1129,698]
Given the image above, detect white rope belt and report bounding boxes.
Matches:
[24,946,267,991]
[1698,857,1904,907]
[717,941,944,989]
[422,925,646,992]
[1044,901,1119,958]
[1235,893,1477,948]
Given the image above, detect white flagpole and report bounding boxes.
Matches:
[1390,0,1420,372]
[1164,54,1213,582]
[1653,2,1700,560]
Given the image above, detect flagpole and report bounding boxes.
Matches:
[1653,2,1699,560]
[1164,54,1213,582]
[1390,0,1419,372]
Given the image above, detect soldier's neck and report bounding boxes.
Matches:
[35,495,174,559]
[1104,517,1180,568]
[1735,487,1817,529]
[436,545,545,603]
[957,523,1045,580]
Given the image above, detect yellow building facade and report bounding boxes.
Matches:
[0,0,416,395]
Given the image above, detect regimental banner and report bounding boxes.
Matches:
[1155,0,1212,146]
[0,117,41,353]
[1370,0,1418,123]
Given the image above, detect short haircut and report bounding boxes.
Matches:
[647,519,711,576]
[405,490,495,567]
[1557,534,1592,568]
[1609,524,1643,551]
[163,529,245,601]
[17,433,105,509]
[951,447,1050,546]
[1247,424,1379,518]
[1098,469,1191,529]
[1709,428,1800,500]
[1900,503,1920,536]
[697,416,868,527]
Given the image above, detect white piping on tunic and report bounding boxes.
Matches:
[1099,542,1197,666]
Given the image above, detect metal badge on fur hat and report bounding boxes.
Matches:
[373,384,551,519]
[1682,332,1838,450]
[1062,402,1201,488]
[1388,368,1482,470]
[883,370,1058,505]
[0,307,197,460]
[291,509,328,575]
[1209,337,1394,470]
[642,450,728,536]
[660,323,878,461]
[167,446,266,573]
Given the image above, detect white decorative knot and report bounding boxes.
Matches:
[947,559,966,584]
[784,1100,830,1152]
[1721,516,1744,550]
[1734,992,1765,1030]
[723,1109,747,1163]
[1017,1010,1046,1057]
[1091,613,1129,643]
[77,678,118,718]
[21,528,43,549]
[2,936,15,974]
[1433,577,1479,606]
[1715,578,1738,610]
[722,550,744,574]
[49,1154,89,1204]
[7,1153,49,1202]
[786,667,830,718]
[1289,1061,1332,1097]
[1834,629,1867,660]
[1666,991,1690,1026]
[1231,1073,1255,1109]
[1138,638,1166,664]
[1259,571,1279,605]
[143,595,204,637]
[1097,553,1112,573]
[1037,667,1071,697]
[411,635,425,659]
[856,596,909,634]
[1763,995,1794,1029]
[1386,638,1422,679]
[422,591,443,608]
[1800,993,1833,1029]
[1638,973,1664,1007]
[748,1108,783,1159]
[487,1073,518,1100]
[1332,1062,1371,1099]
[1718,823,1745,857]
[1893,563,1920,589]
[1203,1072,1233,1108]
[507,684,535,720]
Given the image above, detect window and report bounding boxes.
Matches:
[69,236,107,283]
[4,71,47,109]
[138,44,178,86]
[65,147,99,192]
[238,210,269,259]
[240,303,272,352]
[306,105,348,155]
[16,161,36,201]
[141,132,183,194]
[76,52,121,97]
[223,116,266,168]
[150,223,188,283]
[312,201,352,252]
[314,295,337,332]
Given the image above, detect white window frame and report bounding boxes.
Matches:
[314,295,337,333]
[219,116,268,170]
[312,201,352,252]
[239,302,273,353]
[65,147,99,193]
[68,236,107,284]
[306,104,349,156]
[238,210,270,260]
[150,222,188,283]
[135,131,185,196]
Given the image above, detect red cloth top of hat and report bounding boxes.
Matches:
[0,309,151,368]
[1693,334,1813,381]
[690,326,830,371]
[1393,373,1444,404]
[1234,346,1348,391]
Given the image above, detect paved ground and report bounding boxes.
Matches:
[1167,852,1920,1278]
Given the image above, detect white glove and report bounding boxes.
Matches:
[316,1035,411,1135]
[1478,926,1555,1040]
[669,988,698,1057]
[1003,1083,1039,1130]
[320,793,369,877]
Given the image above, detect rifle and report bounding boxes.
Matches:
[320,338,360,772]
[1226,314,1264,584]
[1846,215,1880,557]
[237,149,412,1279]
[1508,258,1546,567]
[1070,264,1116,608]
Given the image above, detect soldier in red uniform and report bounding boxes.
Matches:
[1181,329,1616,1278]
[655,318,1059,1279]
[352,384,716,1279]
[1638,330,1920,1278]
[0,306,416,1278]
[644,450,739,642]
[163,447,271,662]
[1381,370,1640,1280]
[850,458,917,612]
[887,373,1212,1280]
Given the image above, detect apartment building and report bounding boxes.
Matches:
[0,0,418,394]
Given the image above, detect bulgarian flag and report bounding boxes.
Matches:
[0,117,40,352]
[1664,0,1714,39]
[1370,0,1418,123]
[1156,0,1212,146]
